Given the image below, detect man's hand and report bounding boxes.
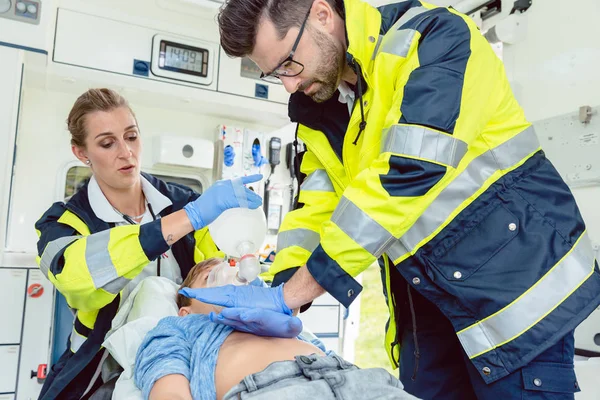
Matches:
[178,285,299,337]
[178,284,292,315]
[209,308,303,337]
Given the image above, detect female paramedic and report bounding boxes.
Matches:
[34,88,262,399]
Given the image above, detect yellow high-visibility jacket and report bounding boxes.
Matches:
[270,0,600,384]
[35,172,222,398]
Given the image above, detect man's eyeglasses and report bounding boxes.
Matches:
[260,7,312,84]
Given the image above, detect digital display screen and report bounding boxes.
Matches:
[158,40,209,78]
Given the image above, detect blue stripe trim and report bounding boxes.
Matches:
[288,92,349,162]
[0,40,47,55]
[381,156,446,197]
[139,219,169,261]
[378,0,423,35]
[398,9,471,134]
[306,245,362,308]
[74,316,91,337]
[271,267,299,287]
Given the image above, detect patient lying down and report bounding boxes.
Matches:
[134,258,415,400]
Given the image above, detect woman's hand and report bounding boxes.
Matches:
[183,175,263,230]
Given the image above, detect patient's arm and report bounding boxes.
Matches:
[149,374,192,400]
[135,316,195,399]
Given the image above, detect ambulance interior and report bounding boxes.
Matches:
[0,0,599,398]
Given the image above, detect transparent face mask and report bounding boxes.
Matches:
[206,261,244,288]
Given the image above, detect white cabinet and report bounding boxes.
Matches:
[0,345,19,394]
[0,266,54,399]
[53,9,216,92]
[17,270,54,400]
[0,269,27,344]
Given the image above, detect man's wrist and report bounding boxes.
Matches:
[278,284,294,315]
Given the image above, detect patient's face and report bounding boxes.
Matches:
[177,264,223,317]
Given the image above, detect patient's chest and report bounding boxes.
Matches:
[214,332,324,399]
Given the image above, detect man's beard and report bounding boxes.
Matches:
[301,28,345,103]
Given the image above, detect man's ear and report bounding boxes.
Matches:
[178,307,191,317]
[313,0,336,32]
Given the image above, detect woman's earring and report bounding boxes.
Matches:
[85,159,91,165]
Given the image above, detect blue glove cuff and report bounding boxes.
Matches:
[276,284,293,316]
[183,202,205,231]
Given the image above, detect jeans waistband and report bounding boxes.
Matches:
[242,353,356,392]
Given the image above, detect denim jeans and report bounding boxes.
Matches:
[223,353,417,399]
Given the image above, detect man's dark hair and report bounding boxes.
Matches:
[218,0,344,58]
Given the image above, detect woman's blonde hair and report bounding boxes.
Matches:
[67,88,135,147]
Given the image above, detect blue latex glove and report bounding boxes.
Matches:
[252,143,268,167]
[224,145,235,167]
[179,283,292,315]
[208,308,303,338]
[183,175,263,230]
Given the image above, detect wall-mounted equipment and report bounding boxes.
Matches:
[153,136,215,170]
[151,34,217,86]
[0,0,41,25]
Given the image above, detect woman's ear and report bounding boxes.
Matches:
[178,307,191,317]
[71,145,88,164]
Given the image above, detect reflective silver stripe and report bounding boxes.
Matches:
[332,197,395,257]
[458,232,594,359]
[387,238,409,262]
[378,6,429,58]
[300,169,335,192]
[101,276,130,295]
[382,125,468,168]
[380,29,416,58]
[371,35,384,60]
[396,5,429,28]
[277,229,320,253]
[387,126,540,261]
[70,326,86,353]
[85,230,120,290]
[39,235,82,278]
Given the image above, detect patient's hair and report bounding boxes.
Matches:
[176,258,224,309]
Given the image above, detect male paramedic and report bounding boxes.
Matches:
[181,0,600,398]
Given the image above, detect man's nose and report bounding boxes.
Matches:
[280,76,302,94]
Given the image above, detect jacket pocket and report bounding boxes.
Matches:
[427,202,519,282]
[522,362,580,398]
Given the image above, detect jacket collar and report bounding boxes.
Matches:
[289,0,382,125]
[65,172,188,233]
[87,175,173,223]
[344,0,382,81]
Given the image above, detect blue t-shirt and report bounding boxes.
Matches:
[134,314,328,400]
[134,314,233,400]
